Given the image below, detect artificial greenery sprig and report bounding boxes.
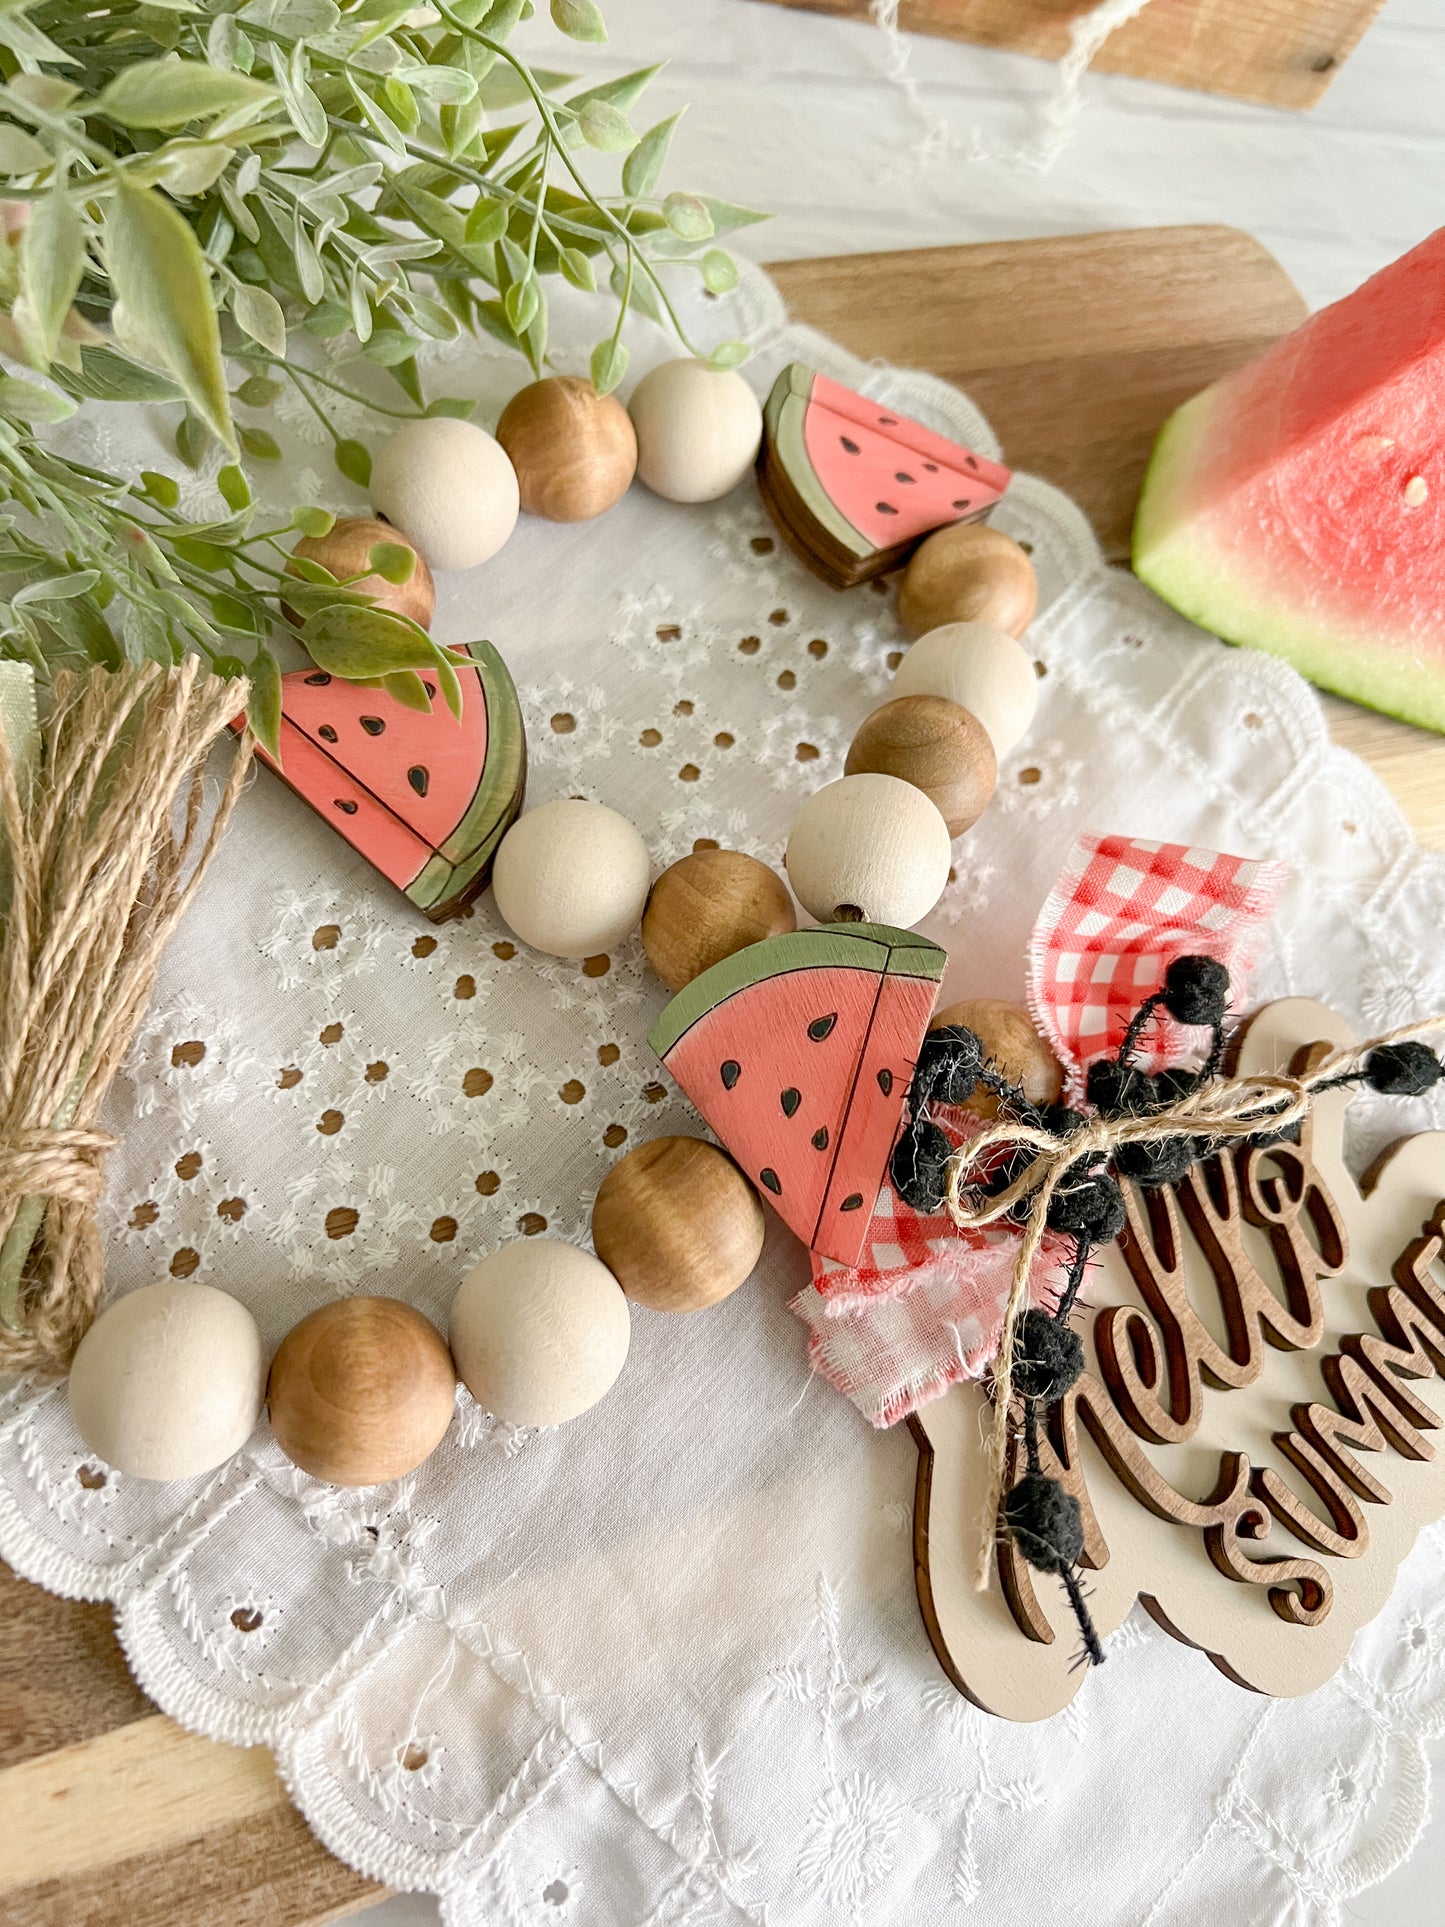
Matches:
[0,0,763,745]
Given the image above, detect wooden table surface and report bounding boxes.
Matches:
[4,223,1443,1927]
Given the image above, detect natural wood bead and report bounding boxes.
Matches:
[893,620,1039,758]
[496,375,638,522]
[284,517,435,631]
[267,1296,456,1487]
[641,849,797,991]
[786,772,951,927]
[898,524,1038,640]
[591,1136,765,1312]
[930,996,1063,1118]
[844,694,996,837]
[629,359,763,503]
[492,799,652,959]
[371,417,518,571]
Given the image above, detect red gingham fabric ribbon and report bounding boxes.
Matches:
[1026,834,1286,1083]
[795,833,1286,1429]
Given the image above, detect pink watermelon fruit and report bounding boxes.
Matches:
[249,640,526,920]
[1133,227,1445,733]
[648,921,946,1267]
[758,362,1011,589]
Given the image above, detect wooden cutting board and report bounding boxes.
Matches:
[4,223,1443,1927]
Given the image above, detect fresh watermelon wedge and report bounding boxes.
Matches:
[757,363,1011,589]
[249,641,526,920]
[1133,227,1445,733]
[648,922,946,1266]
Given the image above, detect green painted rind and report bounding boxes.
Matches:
[438,639,528,865]
[647,920,944,1062]
[761,365,872,563]
[1133,389,1445,735]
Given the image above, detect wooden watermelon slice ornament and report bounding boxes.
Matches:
[757,364,1012,590]
[648,922,946,1267]
[249,640,526,921]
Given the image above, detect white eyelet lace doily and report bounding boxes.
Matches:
[4,261,1445,1927]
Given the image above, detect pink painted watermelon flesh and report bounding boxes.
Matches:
[802,393,1008,552]
[1133,226,1445,731]
[811,372,1011,485]
[266,720,432,889]
[279,657,487,853]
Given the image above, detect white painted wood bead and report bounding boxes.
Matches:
[492,798,652,959]
[785,772,952,928]
[449,1239,630,1426]
[893,621,1040,758]
[68,1282,265,1481]
[628,358,763,503]
[370,418,519,571]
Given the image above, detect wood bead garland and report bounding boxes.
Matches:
[285,517,435,631]
[266,1295,456,1486]
[844,694,997,837]
[592,1136,765,1312]
[68,1282,265,1481]
[930,996,1063,1117]
[641,848,797,992]
[449,1239,630,1425]
[893,620,1040,758]
[496,375,637,522]
[370,418,519,571]
[898,524,1038,640]
[629,358,763,504]
[492,798,651,959]
[786,772,952,928]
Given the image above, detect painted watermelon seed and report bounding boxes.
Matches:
[875,501,899,516]
[952,499,971,511]
[720,1059,741,1089]
[808,1013,838,1041]
[965,454,979,470]
[334,799,358,815]
[877,1068,893,1096]
[812,1126,829,1151]
[760,1167,782,1195]
[879,416,897,427]
[423,681,436,698]
[318,725,338,744]
[359,716,385,736]
[895,471,915,485]
[840,435,860,454]
[840,1193,864,1212]
[781,1087,801,1117]
[408,765,430,797]
[923,462,938,473]
[304,672,331,686]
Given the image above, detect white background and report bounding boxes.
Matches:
[342,0,1443,1918]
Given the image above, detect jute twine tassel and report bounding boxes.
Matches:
[0,661,251,1375]
[945,1018,1445,1592]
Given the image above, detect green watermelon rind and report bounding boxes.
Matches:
[762,366,875,565]
[648,921,946,1062]
[405,639,527,919]
[1133,390,1445,735]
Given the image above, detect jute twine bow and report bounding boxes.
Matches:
[0,660,251,1375]
[943,1017,1445,1592]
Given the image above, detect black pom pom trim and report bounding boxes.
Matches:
[1013,1308,1085,1403]
[1003,1471,1084,1576]
[1364,1041,1445,1097]
[891,1118,951,1211]
[1086,1058,1158,1118]
[1160,954,1230,1028]
[915,1025,984,1106]
[1046,1169,1127,1243]
[1114,1135,1198,1189]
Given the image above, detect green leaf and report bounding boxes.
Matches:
[12,570,101,606]
[701,247,738,294]
[697,195,770,235]
[621,109,681,199]
[106,180,235,450]
[139,469,181,508]
[367,540,416,585]
[132,141,237,196]
[240,425,280,460]
[663,191,712,242]
[247,643,283,761]
[504,275,538,334]
[424,395,476,420]
[210,590,262,635]
[0,375,74,424]
[348,76,408,159]
[706,339,750,371]
[558,247,595,292]
[231,280,286,357]
[382,75,419,135]
[14,187,83,369]
[0,126,51,176]
[464,198,507,246]
[301,602,439,679]
[96,59,276,131]
[52,346,181,405]
[172,535,234,571]
[6,75,79,112]
[291,505,335,538]
[383,669,433,712]
[578,98,634,152]
[551,0,606,39]
[278,41,327,147]
[237,373,281,407]
[218,463,251,511]
[175,411,209,469]
[335,438,372,487]
[566,62,661,116]
[590,336,628,396]
[395,63,478,104]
